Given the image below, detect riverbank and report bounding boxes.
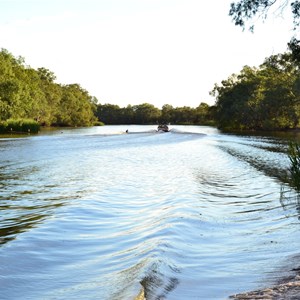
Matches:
[229,266,300,300]
[230,278,300,299]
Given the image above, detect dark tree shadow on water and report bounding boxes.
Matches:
[280,142,300,218]
[140,261,180,300]
[0,164,66,247]
[280,185,300,220]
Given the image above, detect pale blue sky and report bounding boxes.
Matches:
[0,0,294,107]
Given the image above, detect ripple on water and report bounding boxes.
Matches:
[0,126,300,299]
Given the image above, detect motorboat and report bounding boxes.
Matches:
[157,124,169,132]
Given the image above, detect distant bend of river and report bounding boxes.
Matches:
[1,125,300,299]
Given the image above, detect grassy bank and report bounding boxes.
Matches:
[0,119,40,134]
[288,142,300,191]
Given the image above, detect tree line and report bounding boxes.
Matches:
[2,1,300,132]
[98,50,300,130]
[95,103,215,125]
[211,52,300,130]
[2,47,300,131]
[0,48,97,127]
[210,0,300,131]
[0,48,214,129]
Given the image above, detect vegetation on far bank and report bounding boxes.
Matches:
[0,48,97,128]
[288,141,300,191]
[95,102,215,126]
[0,118,40,134]
[0,48,214,129]
[211,52,300,131]
[98,51,300,131]
[1,47,300,132]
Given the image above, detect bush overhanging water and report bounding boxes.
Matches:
[0,119,40,134]
[288,142,300,191]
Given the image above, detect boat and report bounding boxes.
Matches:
[157,124,169,132]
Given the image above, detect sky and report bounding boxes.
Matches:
[0,0,295,108]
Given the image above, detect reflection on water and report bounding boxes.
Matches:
[0,160,72,246]
[140,262,180,299]
[0,125,300,299]
[280,187,300,220]
[218,135,290,184]
[0,213,45,245]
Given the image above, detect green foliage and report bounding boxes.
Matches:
[211,53,300,130]
[95,102,215,125]
[94,121,105,126]
[230,0,300,30]
[229,0,282,30]
[0,48,97,127]
[55,84,97,126]
[0,121,7,133]
[132,103,161,124]
[0,118,40,133]
[0,49,216,128]
[288,141,300,191]
[288,37,300,63]
[229,0,300,63]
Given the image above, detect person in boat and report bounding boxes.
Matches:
[157,124,169,132]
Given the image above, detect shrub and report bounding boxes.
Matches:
[288,142,300,191]
[0,121,8,133]
[0,119,40,134]
[94,121,105,126]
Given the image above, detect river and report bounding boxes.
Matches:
[1,125,300,299]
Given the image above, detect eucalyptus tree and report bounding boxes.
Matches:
[211,52,300,130]
[195,102,211,124]
[257,53,299,128]
[121,105,135,124]
[172,106,196,124]
[37,67,56,82]
[0,49,22,120]
[0,48,97,127]
[57,84,97,126]
[132,103,161,124]
[160,104,174,124]
[229,0,300,60]
[211,66,262,129]
[96,104,122,124]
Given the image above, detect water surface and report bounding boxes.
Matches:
[1,125,300,299]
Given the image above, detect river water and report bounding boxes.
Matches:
[1,125,300,299]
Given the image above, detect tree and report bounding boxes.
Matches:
[37,67,56,83]
[257,53,299,129]
[230,0,300,30]
[211,52,300,130]
[132,103,161,124]
[172,106,196,124]
[56,84,96,126]
[96,104,122,124]
[37,79,62,126]
[195,102,211,124]
[0,48,97,127]
[229,0,300,60]
[120,105,135,124]
[161,104,174,124]
[212,66,266,129]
